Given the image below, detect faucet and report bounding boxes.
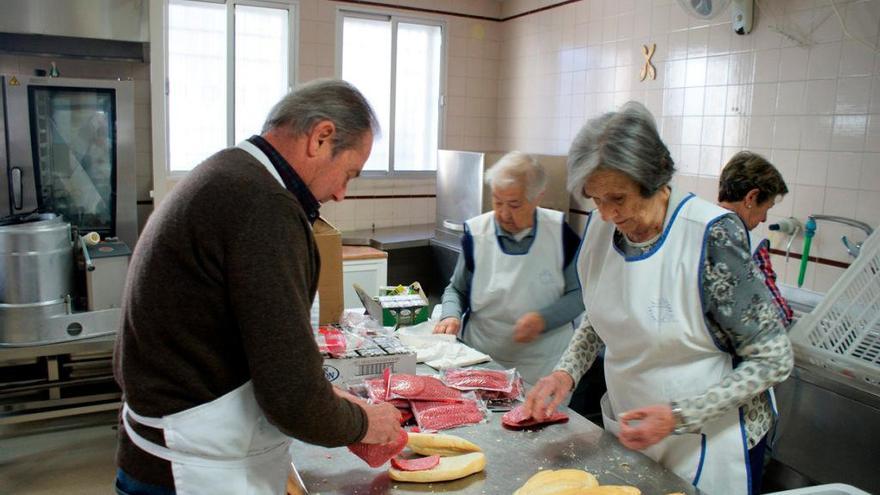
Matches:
[808,214,875,258]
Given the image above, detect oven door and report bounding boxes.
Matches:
[4,76,120,239]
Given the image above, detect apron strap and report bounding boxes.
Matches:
[122,403,290,469]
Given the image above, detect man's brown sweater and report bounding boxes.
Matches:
[113,147,366,487]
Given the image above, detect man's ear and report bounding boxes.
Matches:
[307,120,336,157]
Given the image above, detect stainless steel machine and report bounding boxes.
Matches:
[0,75,136,422]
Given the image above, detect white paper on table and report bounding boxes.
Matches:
[396,320,490,369]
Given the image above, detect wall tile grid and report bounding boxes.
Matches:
[0,54,153,232]
[495,0,880,293]
[303,0,501,232]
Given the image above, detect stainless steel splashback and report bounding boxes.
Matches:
[436,150,570,233]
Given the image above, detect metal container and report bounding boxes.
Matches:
[0,214,73,305]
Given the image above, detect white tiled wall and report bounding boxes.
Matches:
[495,0,880,293]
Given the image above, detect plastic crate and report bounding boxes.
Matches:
[766,483,871,495]
[789,225,880,396]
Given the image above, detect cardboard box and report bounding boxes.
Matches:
[354,282,429,327]
[322,336,417,387]
[313,218,343,324]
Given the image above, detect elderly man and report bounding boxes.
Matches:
[114,80,402,495]
[433,151,584,384]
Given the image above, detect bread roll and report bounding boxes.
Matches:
[513,469,599,495]
[406,432,482,457]
[388,452,486,482]
[576,487,641,495]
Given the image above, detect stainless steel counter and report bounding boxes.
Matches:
[290,407,697,494]
[342,224,435,250]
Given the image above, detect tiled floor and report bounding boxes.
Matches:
[0,412,118,494]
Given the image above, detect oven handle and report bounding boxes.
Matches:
[10,167,22,210]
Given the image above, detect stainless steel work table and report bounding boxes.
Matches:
[290,406,698,494]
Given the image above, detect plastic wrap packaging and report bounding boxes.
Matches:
[385,372,464,403]
[409,392,488,433]
[441,367,516,393]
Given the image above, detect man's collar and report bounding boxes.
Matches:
[247,135,321,224]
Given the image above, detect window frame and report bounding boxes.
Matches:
[335,8,447,178]
[151,0,298,202]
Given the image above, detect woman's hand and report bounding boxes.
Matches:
[433,317,461,335]
[617,404,676,450]
[523,371,574,421]
[513,312,545,343]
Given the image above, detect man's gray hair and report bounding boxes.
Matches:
[262,79,379,156]
[485,151,547,201]
[567,101,675,198]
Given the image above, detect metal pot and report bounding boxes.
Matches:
[0,213,74,305]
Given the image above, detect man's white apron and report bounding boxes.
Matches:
[463,208,574,385]
[121,142,302,494]
[578,193,751,495]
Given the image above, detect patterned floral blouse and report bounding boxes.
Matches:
[556,188,794,448]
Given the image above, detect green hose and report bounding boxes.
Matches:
[798,217,816,287]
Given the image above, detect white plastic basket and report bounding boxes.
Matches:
[789,224,880,396]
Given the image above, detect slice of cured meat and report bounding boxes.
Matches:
[348,428,408,468]
[390,455,441,471]
[411,400,485,432]
[388,374,463,402]
[443,368,513,392]
[501,405,569,430]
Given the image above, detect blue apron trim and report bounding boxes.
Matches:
[492,209,539,256]
[692,433,708,487]
[614,193,696,262]
[738,408,753,495]
[573,211,594,295]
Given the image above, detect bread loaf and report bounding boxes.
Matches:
[405,432,482,457]
[388,452,486,482]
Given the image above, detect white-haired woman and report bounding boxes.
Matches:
[524,103,793,495]
[434,151,584,385]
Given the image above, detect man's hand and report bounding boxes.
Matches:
[359,402,403,445]
[433,317,461,335]
[617,404,676,450]
[513,312,545,343]
[523,370,574,421]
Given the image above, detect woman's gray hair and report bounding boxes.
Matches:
[567,101,675,198]
[485,151,547,201]
[262,79,379,156]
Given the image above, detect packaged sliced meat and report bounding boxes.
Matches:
[390,455,441,471]
[441,367,515,393]
[501,404,569,430]
[477,374,525,411]
[348,428,408,468]
[364,377,409,408]
[410,395,487,432]
[387,373,463,402]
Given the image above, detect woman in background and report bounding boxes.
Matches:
[718,151,793,327]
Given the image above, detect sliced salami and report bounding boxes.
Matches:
[348,428,408,468]
[390,455,441,471]
[501,405,569,430]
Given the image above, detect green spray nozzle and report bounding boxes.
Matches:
[797,217,817,287]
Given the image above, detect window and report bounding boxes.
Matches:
[339,11,444,174]
[167,0,294,173]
